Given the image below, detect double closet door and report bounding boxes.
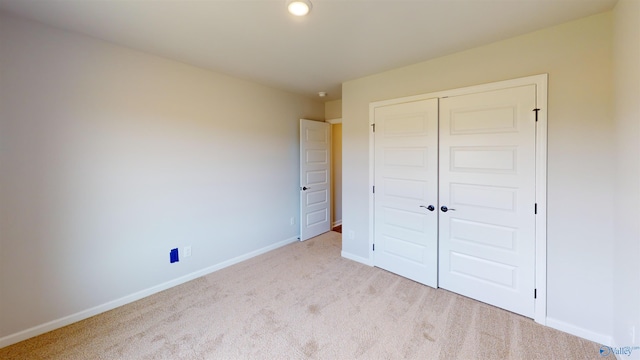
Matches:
[373,84,537,318]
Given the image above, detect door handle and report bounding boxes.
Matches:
[420,205,435,212]
[440,206,456,212]
[302,186,311,191]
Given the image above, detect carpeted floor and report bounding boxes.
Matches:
[0,231,604,359]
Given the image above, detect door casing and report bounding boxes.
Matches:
[368,74,548,325]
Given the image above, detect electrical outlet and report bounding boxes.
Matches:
[170,248,179,263]
[184,246,192,258]
[290,217,295,226]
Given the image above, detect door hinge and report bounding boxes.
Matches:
[372,186,375,194]
[533,108,540,122]
[371,123,376,132]
[534,203,537,214]
[534,288,537,299]
[373,244,375,251]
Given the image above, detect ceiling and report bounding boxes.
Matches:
[0,0,617,101]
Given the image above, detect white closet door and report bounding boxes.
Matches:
[438,85,537,317]
[373,98,439,287]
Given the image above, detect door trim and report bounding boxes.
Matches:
[368,74,548,324]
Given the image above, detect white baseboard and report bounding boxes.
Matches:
[546,317,613,347]
[332,220,342,227]
[341,251,373,266]
[0,236,299,349]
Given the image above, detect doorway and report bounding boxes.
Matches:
[328,119,342,233]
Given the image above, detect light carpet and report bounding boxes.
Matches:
[0,231,603,359]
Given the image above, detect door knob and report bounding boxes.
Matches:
[302,186,311,191]
[420,205,435,211]
[440,206,456,212]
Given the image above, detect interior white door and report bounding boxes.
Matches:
[438,85,537,317]
[300,119,331,241]
[373,98,439,287]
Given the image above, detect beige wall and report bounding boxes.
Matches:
[612,0,640,348]
[325,99,342,121]
[342,13,615,343]
[0,13,324,343]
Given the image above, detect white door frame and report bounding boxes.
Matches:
[368,74,548,325]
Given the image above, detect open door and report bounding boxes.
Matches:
[300,119,331,241]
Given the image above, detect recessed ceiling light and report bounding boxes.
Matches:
[318,92,327,97]
[288,0,312,16]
